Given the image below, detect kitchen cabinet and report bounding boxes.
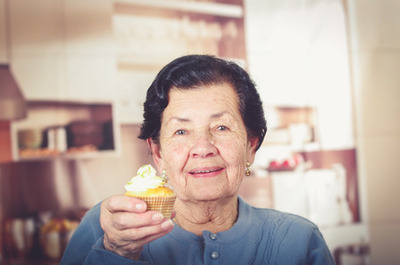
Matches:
[113,0,246,123]
[8,0,116,101]
[9,100,120,162]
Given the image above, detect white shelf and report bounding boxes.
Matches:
[115,0,243,18]
[15,150,120,162]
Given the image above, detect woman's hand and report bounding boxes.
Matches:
[100,195,174,260]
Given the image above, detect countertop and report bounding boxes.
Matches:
[0,258,58,265]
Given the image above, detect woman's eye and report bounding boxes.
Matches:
[175,129,186,135]
[217,125,228,131]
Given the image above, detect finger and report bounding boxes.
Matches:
[118,219,174,242]
[103,195,147,214]
[110,211,168,230]
[100,198,146,234]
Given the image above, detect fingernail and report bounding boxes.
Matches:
[152,213,164,222]
[136,203,145,211]
[161,219,174,230]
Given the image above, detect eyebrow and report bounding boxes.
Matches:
[168,117,190,123]
[167,111,230,124]
[211,111,229,119]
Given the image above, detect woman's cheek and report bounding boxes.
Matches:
[164,138,190,157]
[162,139,190,172]
[219,136,245,161]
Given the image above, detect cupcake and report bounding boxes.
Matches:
[124,164,176,219]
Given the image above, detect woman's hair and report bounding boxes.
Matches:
[138,54,267,150]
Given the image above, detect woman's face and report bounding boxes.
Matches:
[151,83,258,203]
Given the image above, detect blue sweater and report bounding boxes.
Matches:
[61,197,335,265]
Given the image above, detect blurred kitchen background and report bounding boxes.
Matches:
[0,0,399,264]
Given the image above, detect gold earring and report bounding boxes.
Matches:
[162,170,168,182]
[245,162,251,176]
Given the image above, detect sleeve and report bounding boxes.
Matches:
[82,236,150,265]
[272,214,336,265]
[306,228,336,265]
[60,203,151,265]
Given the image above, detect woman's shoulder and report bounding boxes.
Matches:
[239,197,318,232]
[60,202,104,264]
[238,199,335,264]
[83,202,102,220]
[75,202,103,236]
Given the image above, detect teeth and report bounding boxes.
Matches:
[194,169,216,174]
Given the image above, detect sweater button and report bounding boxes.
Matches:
[209,233,217,240]
[210,251,219,260]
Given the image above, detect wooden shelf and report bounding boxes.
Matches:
[11,100,120,161]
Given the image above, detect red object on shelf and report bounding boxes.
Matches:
[267,154,303,172]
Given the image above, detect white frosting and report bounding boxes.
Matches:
[125,164,165,192]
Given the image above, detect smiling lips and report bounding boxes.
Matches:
[189,167,224,177]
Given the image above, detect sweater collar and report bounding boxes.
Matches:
[170,196,253,243]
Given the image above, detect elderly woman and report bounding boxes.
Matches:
[61,55,335,264]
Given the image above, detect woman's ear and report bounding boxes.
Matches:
[246,137,259,165]
[147,138,164,170]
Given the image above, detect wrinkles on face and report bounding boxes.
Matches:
[158,84,254,203]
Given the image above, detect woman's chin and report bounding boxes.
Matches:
[183,190,236,203]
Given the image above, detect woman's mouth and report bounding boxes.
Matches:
[189,167,224,177]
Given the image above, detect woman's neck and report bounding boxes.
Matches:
[173,196,239,236]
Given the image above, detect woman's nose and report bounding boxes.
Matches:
[190,131,217,158]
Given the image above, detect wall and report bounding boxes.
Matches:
[0,125,152,218]
[347,0,400,264]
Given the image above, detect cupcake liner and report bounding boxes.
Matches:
[137,196,176,219]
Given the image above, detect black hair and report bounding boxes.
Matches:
[138,54,267,150]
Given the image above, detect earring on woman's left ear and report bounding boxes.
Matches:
[162,169,168,182]
[245,162,251,176]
